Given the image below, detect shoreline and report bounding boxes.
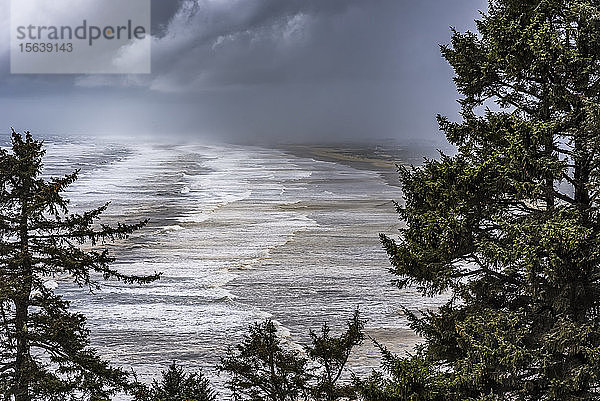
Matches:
[276,143,427,367]
[280,145,401,188]
[279,143,440,188]
[348,327,423,374]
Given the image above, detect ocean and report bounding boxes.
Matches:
[24,134,445,388]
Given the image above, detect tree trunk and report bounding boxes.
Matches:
[541,87,554,211]
[573,141,591,220]
[14,198,31,401]
[544,141,555,210]
[14,298,30,401]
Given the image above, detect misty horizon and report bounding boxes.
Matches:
[0,0,487,144]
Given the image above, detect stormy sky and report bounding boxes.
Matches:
[0,0,487,144]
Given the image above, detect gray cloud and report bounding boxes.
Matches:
[0,0,488,143]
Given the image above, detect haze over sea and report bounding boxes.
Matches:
[14,134,446,385]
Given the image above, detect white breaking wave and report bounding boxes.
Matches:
[36,135,442,389]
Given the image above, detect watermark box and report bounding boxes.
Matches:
[10,0,151,74]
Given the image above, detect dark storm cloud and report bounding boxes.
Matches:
[114,0,431,91]
[151,0,185,36]
[0,0,488,143]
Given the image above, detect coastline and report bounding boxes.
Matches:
[48,136,431,386]
[349,327,423,375]
[280,145,401,188]
[279,143,441,188]
[275,143,431,368]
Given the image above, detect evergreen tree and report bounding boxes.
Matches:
[220,312,365,401]
[305,309,364,401]
[219,319,311,401]
[134,362,216,401]
[0,130,160,401]
[361,1,600,400]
